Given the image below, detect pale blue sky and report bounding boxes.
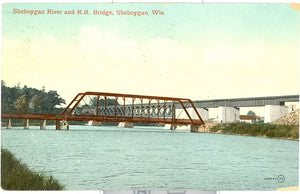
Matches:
[2,3,299,103]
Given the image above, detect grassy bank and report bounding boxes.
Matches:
[1,148,64,190]
[210,123,299,140]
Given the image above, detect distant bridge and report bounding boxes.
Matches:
[192,95,299,108]
[189,95,299,123]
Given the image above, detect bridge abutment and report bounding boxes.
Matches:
[264,105,288,123]
[190,124,211,132]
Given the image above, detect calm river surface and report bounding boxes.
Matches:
[1,125,298,190]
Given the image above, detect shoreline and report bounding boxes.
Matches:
[208,123,299,141]
[209,131,299,141]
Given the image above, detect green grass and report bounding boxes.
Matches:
[1,148,64,190]
[210,123,299,139]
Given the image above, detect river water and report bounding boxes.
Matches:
[1,125,298,190]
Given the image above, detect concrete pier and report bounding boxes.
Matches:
[190,125,200,132]
[56,120,69,130]
[170,124,177,130]
[23,119,29,129]
[61,121,69,130]
[264,105,288,123]
[40,120,46,130]
[118,122,134,128]
[55,120,60,130]
[218,106,240,123]
[7,119,11,129]
[88,120,102,126]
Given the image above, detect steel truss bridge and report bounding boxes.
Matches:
[1,92,205,130]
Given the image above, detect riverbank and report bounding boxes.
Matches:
[209,123,299,140]
[1,148,64,190]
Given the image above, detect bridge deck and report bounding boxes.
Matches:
[1,113,203,125]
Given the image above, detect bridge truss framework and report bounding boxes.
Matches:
[1,92,205,130]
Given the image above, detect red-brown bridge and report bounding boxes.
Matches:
[1,92,205,130]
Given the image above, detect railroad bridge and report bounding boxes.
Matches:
[1,92,204,131]
[192,95,299,108]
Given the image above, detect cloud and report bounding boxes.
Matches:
[2,25,298,102]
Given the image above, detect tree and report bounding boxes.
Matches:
[2,81,18,113]
[89,97,98,107]
[89,97,119,107]
[22,85,38,99]
[2,80,66,114]
[29,90,65,113]
[43,90,65,112]
[30,92,44,113]
[15,95,29,113]
[247,110,256,116]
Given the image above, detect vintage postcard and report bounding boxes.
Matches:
[1,2,299,191]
